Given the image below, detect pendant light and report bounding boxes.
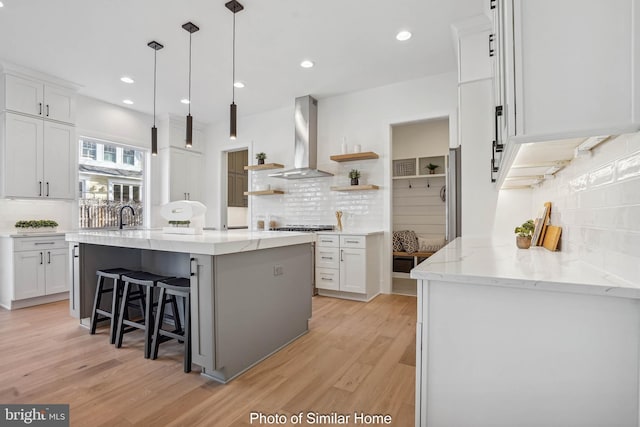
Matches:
[226,0,244,140]
[148,41,163,156]
[182,22,199,148]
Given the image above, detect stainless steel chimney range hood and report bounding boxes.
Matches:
[268,95,333,179]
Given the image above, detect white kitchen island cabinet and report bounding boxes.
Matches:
[66,229,315,383]
[411,237,640,427]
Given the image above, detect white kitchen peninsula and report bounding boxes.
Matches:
[412,237,640,427]
[65,229,315,383]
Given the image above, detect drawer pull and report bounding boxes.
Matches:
[34,242,56,245]
[321,240,333,243]
[321,256,333,260]
[321,277,333,281]
[346,240,359,243]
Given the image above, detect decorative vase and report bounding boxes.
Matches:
[258,158,265,165]
[350,178,359,186]
[516,235,532,249]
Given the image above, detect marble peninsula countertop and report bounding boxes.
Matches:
[65,229,315,256]
[411,237,640,299]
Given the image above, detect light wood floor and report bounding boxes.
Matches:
[0,294,416,426]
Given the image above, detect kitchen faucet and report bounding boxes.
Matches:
[119,205,135,230]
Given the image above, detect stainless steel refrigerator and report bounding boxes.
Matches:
[447,146,461,241]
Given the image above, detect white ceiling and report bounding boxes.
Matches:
[0,0,483,124]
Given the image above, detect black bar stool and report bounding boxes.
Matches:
[90,268,138,344]
[115,271,172,358]
[151,277,192,373]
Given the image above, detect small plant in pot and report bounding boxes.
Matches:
[426,163,439,174]
[255,152,267,165]
[514,219,535,249]
[349,169,361,186]
[15,219,59,234]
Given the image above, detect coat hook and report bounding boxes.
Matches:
[408,180,412,189]
[427,179,430,188]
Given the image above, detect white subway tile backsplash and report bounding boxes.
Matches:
[616,151,640,182]
[533,133,640,284]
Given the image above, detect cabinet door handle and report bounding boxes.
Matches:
[46,104,50,117]
[490,0,496,10]
[190,257,197,277]
[38,102,42,115]
[40,252,43,265]
[340,249,344,262]
[73,244,79,258]
[46,182,50,197]
[494,105,504,152]
[489,34,495,57]
[39,181,42,197]
[48,251,51,264]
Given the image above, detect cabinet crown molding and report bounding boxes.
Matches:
[0,61,82,92]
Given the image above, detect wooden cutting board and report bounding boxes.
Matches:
[542,225,562,251]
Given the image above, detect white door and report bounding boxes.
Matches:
[170,148,190,201]
[4,113,43,198]
[5,75,44,117]
[43,121,75,199]
[14,251,46,300]
[43,85,76,124]
[340,248,366,294]
[45,248,69,294]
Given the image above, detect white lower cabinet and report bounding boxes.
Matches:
[0,235,69,309]
[315,233,381,301]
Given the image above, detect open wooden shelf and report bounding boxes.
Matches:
[330,185,379,191]
[244,163,284,171]
[330,152,379,162]
[243,190,285,196]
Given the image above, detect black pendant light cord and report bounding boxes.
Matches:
[188,32,192,115]
[153,49,157,127]
[232,11,236,104]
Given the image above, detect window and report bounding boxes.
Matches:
[82,141,97,160]
[123,149,135,166]
[78,137,146,229]
[104,145,117,163]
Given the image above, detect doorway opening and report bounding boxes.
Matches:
[226,149,248,229]
[391,118,449,295]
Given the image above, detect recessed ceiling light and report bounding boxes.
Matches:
[181,98,190,104]
[233,81,245,88]
[300,60,315,69]
[120,76,134,84]
[396,30,412,41]
[123,99,134,105]
[0,2,4,7]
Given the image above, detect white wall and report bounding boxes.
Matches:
[392,118,450,160]
[205,72,459,293]
[531,133,640,284]
[0,95,156,232]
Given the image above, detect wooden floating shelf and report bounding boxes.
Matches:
[243,190,285,196]
[392,173,446,180]
[244,163,284,171]
[330,185,379,191]
[330,152,379,162]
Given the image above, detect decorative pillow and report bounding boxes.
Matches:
[397,230,419,254]
[417,235,446,252]
[392,232,403,251]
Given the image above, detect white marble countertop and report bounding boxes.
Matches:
[0,230,68,238]
[315,230,384,236]
[411,237,640,299]
[65,229,315,256]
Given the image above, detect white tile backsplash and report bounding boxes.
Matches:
[532,133,640,283]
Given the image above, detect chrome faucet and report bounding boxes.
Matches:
[119,205,135,230]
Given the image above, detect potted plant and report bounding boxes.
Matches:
[514,219,535,249]
[349,169,361,186]
[426,163,439,174]
[255,152,267,165]
[15,219,59,234]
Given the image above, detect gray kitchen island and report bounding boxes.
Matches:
[65,229,315,383]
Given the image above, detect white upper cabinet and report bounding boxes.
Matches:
[495,0,638,143]
[169,147,203,202]
[43,121,75,199]
[3,113,43,198]
[5,74,76,124]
